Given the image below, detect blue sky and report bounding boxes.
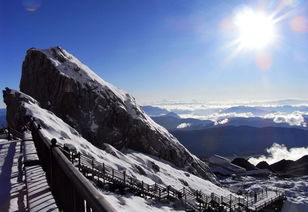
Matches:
[1,0,308,108]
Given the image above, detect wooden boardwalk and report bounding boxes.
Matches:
[61,145,286,212]
[4,126,286,212]
[61,146,254,211]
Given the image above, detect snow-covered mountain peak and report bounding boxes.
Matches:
[29,46,132,106]
[20,46,217,182]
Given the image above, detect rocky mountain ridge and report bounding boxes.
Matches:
[17,46,216,182]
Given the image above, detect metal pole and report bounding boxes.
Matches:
[167,186,169,198]
[8,128,11,140]
[103,163,105,183]
[50,138,57,191]
[92,159,94,179]
[78,153,81,171]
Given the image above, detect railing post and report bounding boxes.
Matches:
[50,138,57,191]
[92,158,94,179]
[7,128,11,140]
[71,152,74,164]
[266,187,268,197]
[159,187,161,199]
[167,186,170,198]
[112,169,114,179]
[123,171,126,184]
[102,163,105,183]
[78,153,81,171]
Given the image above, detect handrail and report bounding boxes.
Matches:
[52,145,115,212]
[7,127,24,139]
[27,118,285,212]
[30,121,116,212]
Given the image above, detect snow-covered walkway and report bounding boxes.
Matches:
[0,139,27,211]
[0,135,59,212]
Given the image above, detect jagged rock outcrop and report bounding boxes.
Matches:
[256,161,270,170]
[231,157,257,171]
[19,46,216,182]
[3,88,36,131]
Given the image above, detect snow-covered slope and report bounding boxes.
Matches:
[222,175,308,211]
[3,89,230,211]
[19,46,216,182]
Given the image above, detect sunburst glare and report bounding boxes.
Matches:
[234,8,277,50]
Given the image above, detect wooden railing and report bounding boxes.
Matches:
[25,119,285,212]
[29,121,116,212]
[253,191,286,211]
[7,127,23,140]
[56,141,251,212]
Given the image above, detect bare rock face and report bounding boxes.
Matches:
[3,88,36,131]
[19,47,216,182]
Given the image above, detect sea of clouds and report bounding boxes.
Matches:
[153,102,308,127]
[248,143,308,165]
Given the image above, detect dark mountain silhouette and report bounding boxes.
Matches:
[171,126,308,157]
[165,112,180,118]
[152,115,213,130]
[267,155,308,177]
[256,161,271,170]
[231,158,257,171]
[141,106,169,116]
[269,159,294,173]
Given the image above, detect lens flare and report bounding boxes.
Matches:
[22,0,42,12]
[289,16,308,33]
[234,8,277,50]
[256,52,272,70]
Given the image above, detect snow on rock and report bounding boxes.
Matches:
[3,89,230,211]
[222,175,308,206]
[100,191,184,212]
[19,47,216,182]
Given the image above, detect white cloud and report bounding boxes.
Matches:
[176,123,191,129]
[264,111,307,127]
[249,143,308,165]
[178,112,253,122]
[147,103,308,128]
[215,118,229,125]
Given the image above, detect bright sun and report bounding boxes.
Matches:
[234,8,277,50]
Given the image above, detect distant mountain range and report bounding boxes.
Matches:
[255,155,308,177]
[221,105,308,115]
[150,113,308,131]
[141,106,169,116]
[151,115,213,130]
[142,103,308,118]
[142,105,308,157]
[171,126,308,157]
[232,156,308,177]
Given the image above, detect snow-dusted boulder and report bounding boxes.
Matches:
[18,47,216,182]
